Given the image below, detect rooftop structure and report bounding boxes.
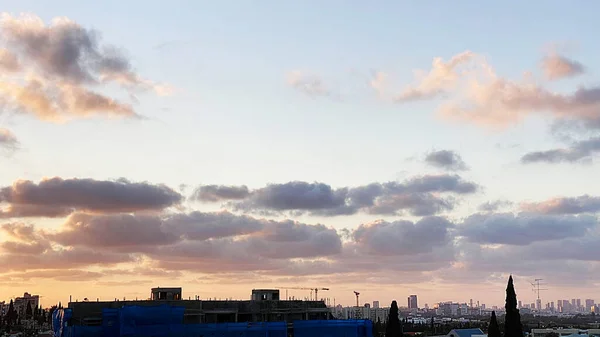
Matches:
[67,287,330,325]
[252,289,280,301]
[151,287,182,301]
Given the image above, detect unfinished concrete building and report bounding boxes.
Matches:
[67,288,332,326]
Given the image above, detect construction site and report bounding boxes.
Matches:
[53,287,373,337]
[67,288,333,324]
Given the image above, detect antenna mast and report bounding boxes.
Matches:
[531,278,548,300]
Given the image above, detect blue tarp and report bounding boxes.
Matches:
[118,305,185,336]
[294,320,372,337]
[52,306,371,337]
[52,308,73,337]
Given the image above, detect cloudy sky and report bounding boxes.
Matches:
[1,0,599,308]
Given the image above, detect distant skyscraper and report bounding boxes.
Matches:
[577,299,582,310]
[536,299,542,311]
[518,300,522,308]
[586,299,595,312]
[373,301,379,309]
[408,295,418,309]
[470,299,473,308]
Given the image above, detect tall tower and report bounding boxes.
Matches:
[408,295,418,309]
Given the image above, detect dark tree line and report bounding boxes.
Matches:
[1,299,54,332]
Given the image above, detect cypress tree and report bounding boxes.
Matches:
[26,301,32,320]
[7,299,16,326]
[504,275,523,337]
[488,311,501,337]
[386,301,403,337]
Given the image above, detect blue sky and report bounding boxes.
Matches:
[1,1,600,307]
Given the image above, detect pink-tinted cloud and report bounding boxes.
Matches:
[0,204,74,219]
[541,53,585,81]
[521,195,600,214]
[0,77,136,122]
[2,269,103,282]
[396,51,475,102]
[439,69,600,128]
[48,213,180,251]
[0,48,19,72]
[0,13,169,122]
[380,50,600,129]
[0,245,132,271]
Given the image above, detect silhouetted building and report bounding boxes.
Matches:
[408,295,418,310]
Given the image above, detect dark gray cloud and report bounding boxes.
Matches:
[231,175,478,217]
[1,14,149,88]
[401,174,477,194]
[352,216,454,256]
[459,212,597,245]
[164,211,264,241]
[521,136,600,164]
[425,150,468,171]
[0,177,182,215]
[237,181,347,211]
[522,195,600,214]
[191,185,250,202]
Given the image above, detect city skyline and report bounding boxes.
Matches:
[2,1,600,307]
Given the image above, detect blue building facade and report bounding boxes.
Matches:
[52,305,373,337]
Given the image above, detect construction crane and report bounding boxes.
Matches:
[277,287,330,301]
[353,291,361,319]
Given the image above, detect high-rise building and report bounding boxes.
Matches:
[470,299,473,308]
[586,299,595,312]
[536,299,542,311]
[518,300,522,308]
[373,301,380,309]
[408,295,418,309]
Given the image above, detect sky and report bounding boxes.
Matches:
[1,0,600,309]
